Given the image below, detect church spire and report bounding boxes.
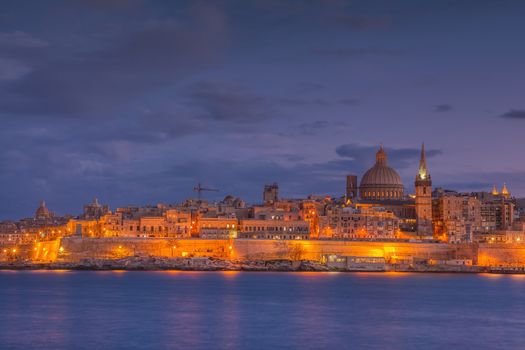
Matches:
[417,143,429,180]
[491,185,499,196]
[501,183,510,198]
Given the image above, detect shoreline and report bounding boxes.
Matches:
[1,256,522,274]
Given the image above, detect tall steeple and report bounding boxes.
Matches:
[415,143,433,238]
[417,143,430,181]
[501,183,510,198]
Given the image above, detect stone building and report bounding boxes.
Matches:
[432,192,481,243]
[82,197,110,220]
[322,205,399,240]
[263,183,279,205]
[474,188,515,232]
[197,216,238,239]
[238,219,309,240]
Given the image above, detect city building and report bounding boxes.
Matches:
[432,192,481,243]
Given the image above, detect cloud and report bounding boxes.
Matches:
[500,109,525,119]
[328,15,392,30]
[185,81,274,123]
[435,104,452,112]
[0,31,48,50]
[312,47,401,58]
[296,120,347,136]
[0,4,230,117]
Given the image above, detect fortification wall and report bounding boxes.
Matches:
[0,239,61,262]
[232,239,454,261]
[56,238,456,262]
[59,237,231,261]
[9,238,519,265]
[478,244,525,266]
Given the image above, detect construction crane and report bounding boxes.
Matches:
[193,182,219,200]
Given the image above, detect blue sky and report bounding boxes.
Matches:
[1,0,525,219]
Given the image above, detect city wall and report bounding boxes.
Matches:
[478,244,525,266]
[4,238,525,266]
[44,238,457,262]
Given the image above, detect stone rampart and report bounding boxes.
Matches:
[12,238,525,266]
[478,243,525,266]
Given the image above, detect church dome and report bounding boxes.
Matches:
[359,145,404,200]
[35,200,51,219]
[361,165,403,187]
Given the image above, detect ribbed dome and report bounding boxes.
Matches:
[35,200,51,219]
[359,145,404,200]
[360,164,403,186]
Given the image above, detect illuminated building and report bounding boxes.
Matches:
[82,197,110,220]
[323,205,399,239]
[238,219,309,239]
[35,200,52,220]
[415,143,433,238]
[198,217,238,239]
[432,192,481,243]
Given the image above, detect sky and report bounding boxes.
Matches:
[1,0,525,219]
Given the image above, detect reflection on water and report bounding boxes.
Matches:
[1,271,525,350]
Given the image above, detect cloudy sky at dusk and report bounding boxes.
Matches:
[1,0,525,219]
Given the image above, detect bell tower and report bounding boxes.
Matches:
[415,143,433,237]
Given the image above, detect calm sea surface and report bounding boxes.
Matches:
[1,271,525,350]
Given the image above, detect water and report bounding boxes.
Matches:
[1,271,525,350]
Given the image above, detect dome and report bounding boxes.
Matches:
[359,145,404,200]
[35,200,51,219]
[360,165,403,186]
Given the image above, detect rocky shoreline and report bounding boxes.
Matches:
[0,256,519,273]
[0,257,331,272]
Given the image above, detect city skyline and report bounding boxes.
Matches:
[1,0,525,218]
[0,142,518,221]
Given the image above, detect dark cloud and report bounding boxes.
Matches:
[185,81,274,123]
[328,15,392,30]
[297,120,347,136]
[435,104,452,112]
[500,109,525,119]
[296,82,325,92]
[312,47,402,58]
[0,4,230,117]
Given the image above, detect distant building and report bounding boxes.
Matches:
[263,183,279,205]
[322,205,399,239]
[35,201,52,220]
[82,197,110,220]
[238,219,309,240]
[345,175,358,200]
[432,193,481,243]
